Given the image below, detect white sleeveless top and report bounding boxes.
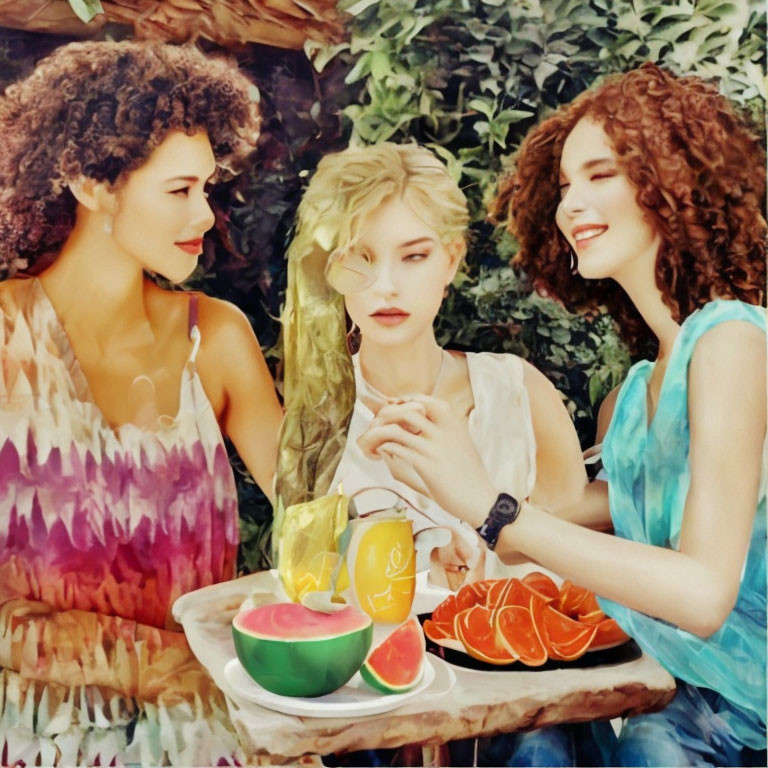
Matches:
[331,351,537,581]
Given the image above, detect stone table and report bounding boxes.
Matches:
[173,570,676,765]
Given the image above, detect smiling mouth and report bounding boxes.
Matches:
[573,226,607,245]
[175,238,204,255]
[371,308,410,326]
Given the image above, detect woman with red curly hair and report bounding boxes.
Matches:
[360,63,766,766]
[0,41,283,765]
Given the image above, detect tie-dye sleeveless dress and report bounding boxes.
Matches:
[0,279,243,766]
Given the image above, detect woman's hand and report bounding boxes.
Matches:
[429,527,487,590]
[357,394,499,529]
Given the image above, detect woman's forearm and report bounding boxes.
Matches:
[548,480,613,531]
[496,501,736,637]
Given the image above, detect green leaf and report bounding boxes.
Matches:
[342,0,381,15]
[468,97,495,119]
[403,14,435,45]
[370,51,391,79]
[466,44,496,63]
[304,40,350,73]
[480,76,503,96]
[496,108,534,123]
[588,373,605,406]
[344,52,373,84]
[615,9,650,37]
[653,16,714,44]
[67,0,104,23]
[534,60,560,90]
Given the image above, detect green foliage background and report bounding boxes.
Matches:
[0,0,764,573]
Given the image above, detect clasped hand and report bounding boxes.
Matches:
[357,394,498,530]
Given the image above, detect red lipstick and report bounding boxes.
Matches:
[175,238,204,255]
[371,307,410,326]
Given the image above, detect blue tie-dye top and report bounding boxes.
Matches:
[599,300,766,750]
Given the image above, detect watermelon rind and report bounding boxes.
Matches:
[359,659,422,694]
[233,607,373,697]
[359,616,426,695]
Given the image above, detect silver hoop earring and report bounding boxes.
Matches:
[346,322,361,355]
[570,250,578,275]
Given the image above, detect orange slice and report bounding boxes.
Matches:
[557,581,591,617]
[484,578,508,608]
[521,571,559,601]
[495,603,548,666]
[540,605,597,661]
[456,579,502,612]
[577,608,606,625]
[431,593,459,624]
[550,627,598,661]
[496,578,532,609]
[455,605,516,665]
[423,619,456,643]
[589,618,630,651]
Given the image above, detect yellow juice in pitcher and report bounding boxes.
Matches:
[344,512,415,623]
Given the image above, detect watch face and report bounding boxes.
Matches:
[493,494,519,519]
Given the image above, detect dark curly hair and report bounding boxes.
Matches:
[492,62,766,354]
[0,40,261,274]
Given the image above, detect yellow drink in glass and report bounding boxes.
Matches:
[345,512,415,623]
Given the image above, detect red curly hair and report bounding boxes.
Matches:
[493,62,766,354]
[0,40,261,275]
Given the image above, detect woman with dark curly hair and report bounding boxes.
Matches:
[359,63,766,766]
[0,41,283,765]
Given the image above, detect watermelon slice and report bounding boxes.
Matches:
[233,602,372,697]
[360,616,426,694]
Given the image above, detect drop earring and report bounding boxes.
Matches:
[104,216,113,236]
[346,322,361,355]
[570,249,578,275]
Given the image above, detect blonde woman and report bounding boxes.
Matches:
[278,142,588,587]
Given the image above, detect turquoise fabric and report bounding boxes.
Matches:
[599,300,767,751]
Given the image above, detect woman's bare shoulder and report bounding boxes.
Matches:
[0,277,38,315]
[196,292,256,345]
[596,385,622,443]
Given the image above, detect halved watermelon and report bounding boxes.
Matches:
[233,603,372,697]
[360,616,426,694]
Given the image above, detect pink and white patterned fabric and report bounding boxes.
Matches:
[0,278,243,766]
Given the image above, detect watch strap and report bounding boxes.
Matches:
[476,493,520,551]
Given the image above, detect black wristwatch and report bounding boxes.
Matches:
[476,493,520,550]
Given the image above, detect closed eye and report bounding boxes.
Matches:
[591,172,615,181]
[170,187,190,196]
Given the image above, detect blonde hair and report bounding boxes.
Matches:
[275,142,469,511]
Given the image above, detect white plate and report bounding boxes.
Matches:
[224,655,436,718]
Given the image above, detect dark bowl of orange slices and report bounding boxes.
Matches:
[420,571,639,672]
